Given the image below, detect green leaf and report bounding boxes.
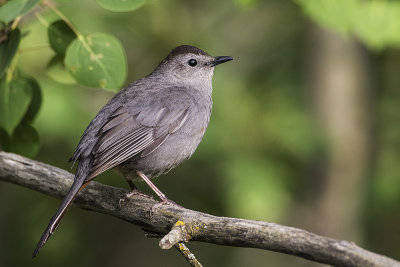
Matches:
[0,28,20,76]
[0,76,33,135]
[296,0,358,35]
[48,20,76,55]
[65,33,127,91]
[0,0,40,23]
[95,0,146,12]
[47,55,76,84]
[22,77,41,123]
[19,0,40,14]
[6,123,40,157]
[10,123,40,157]
[354,1,400,50]
[297,0,400,50]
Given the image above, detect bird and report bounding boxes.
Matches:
[32,45,233,257]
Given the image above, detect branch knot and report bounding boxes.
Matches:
[159,220,205,249]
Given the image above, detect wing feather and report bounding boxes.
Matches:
[85,104,189,180]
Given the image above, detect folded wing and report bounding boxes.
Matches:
[86,103,189,180]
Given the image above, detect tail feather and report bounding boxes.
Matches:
[32,157,93,258]
[32,178,88,258]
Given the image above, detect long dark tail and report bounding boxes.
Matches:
[32,159,92,258]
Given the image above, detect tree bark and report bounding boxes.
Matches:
[306,25,371,243]
[0,151,398,267]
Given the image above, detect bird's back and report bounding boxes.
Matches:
[71,77,213,181]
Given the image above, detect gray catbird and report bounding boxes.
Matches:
[32,45,233,257]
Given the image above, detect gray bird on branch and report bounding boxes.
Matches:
[32,45,233,257]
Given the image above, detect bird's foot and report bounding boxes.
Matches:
[150,198,182,216]
[119,189,153,207]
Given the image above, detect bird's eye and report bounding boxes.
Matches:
[188,59,197,67]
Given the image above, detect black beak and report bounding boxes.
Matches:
[209,56,234,66]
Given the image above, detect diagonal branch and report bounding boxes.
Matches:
[0,151,399,267]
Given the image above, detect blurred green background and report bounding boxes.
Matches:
[1,0,400,266]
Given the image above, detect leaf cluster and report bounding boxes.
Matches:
[0,0,145,156]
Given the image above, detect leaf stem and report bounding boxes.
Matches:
[34,12,49,28]
[6,53,18,82]
[42,0,82,38]
[11,16,22,30]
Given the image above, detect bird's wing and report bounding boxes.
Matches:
[86,99,189,180]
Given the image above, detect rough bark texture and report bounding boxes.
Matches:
[0,151,399,267]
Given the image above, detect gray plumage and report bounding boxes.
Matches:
[33,45,233,257]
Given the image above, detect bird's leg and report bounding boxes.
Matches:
[124,175,137,191]
[119,175,153,207]
[136,171,180,214]
[136,171,168,201]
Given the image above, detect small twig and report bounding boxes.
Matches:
[144,224,202,266]
[174,243,203,267]
[161,221,203,267]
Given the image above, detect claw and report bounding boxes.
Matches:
[119,191,134,207]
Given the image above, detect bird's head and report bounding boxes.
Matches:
[154,45,233,90]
